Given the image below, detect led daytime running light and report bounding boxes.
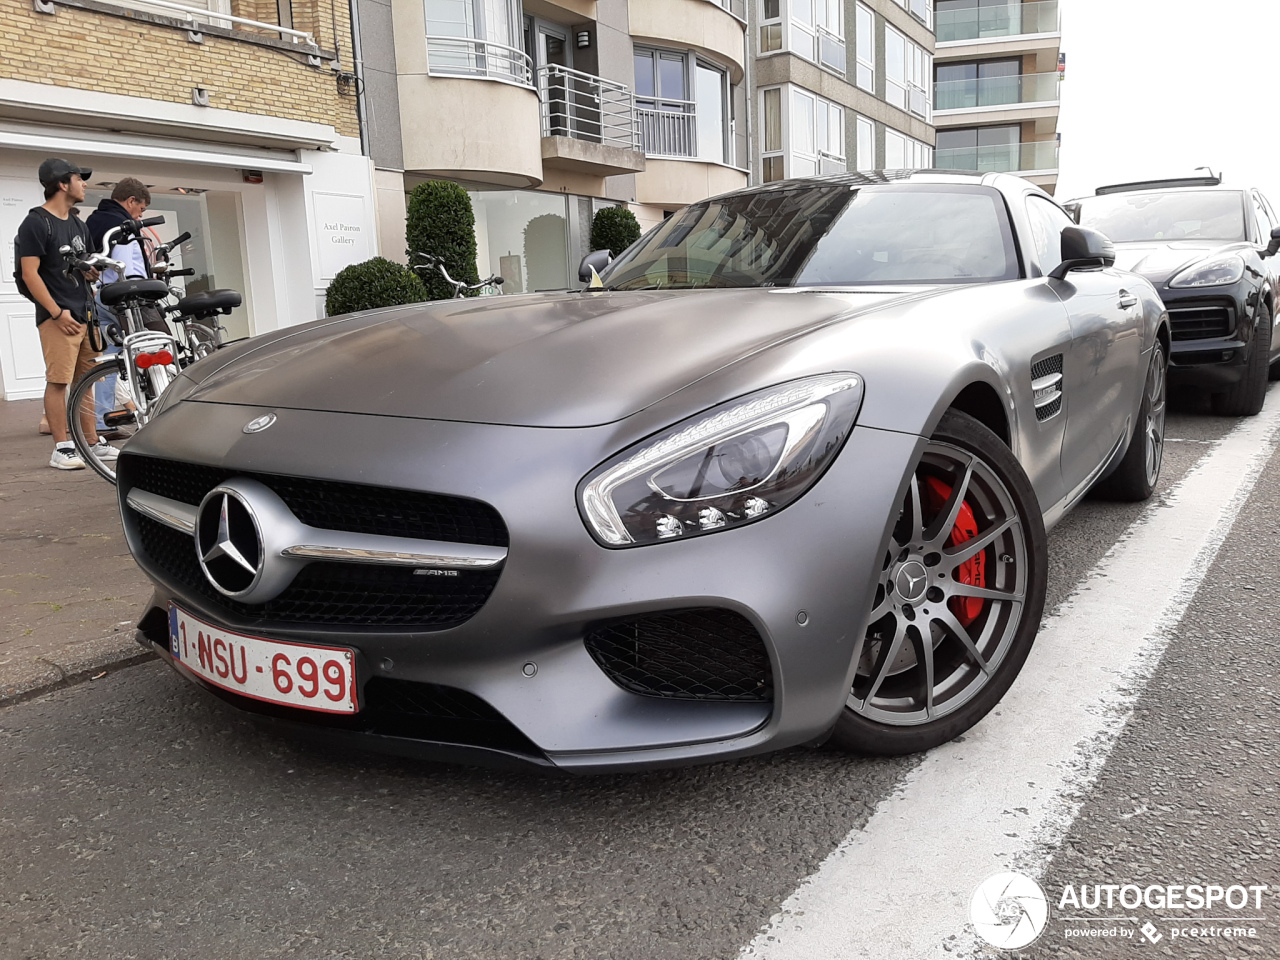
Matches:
[581,374,861,546]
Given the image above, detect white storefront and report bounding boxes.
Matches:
[0,80,379,400]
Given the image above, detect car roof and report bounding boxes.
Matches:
[711,169,1053,203]
[1069,181,1249,205]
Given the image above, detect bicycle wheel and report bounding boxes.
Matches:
[67,360,131,484]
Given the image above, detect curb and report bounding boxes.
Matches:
[0,645,158,709]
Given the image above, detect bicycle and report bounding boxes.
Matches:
[63,216,241,484]
[411,252,504,298]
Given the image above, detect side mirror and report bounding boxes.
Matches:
[1049,226,1116,280]
[1264,225,1280,259]
[578,249,612,283]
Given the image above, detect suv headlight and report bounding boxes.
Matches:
[1169,254,1245,288]
[579,373,863,547]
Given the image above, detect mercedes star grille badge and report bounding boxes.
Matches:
[196,488,264,597]
[243,413,277,434]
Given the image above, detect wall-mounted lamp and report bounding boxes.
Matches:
[576,30,590,48]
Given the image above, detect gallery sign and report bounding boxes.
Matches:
[314,192,372,281]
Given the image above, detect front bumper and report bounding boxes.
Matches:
[121,400,921,773]
[1161,286,1259,389]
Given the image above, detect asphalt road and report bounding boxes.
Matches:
[1,390,1276,960]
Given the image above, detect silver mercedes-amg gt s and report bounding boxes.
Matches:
[118,171,1169,772]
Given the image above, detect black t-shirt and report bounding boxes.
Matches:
[15,207,93,325]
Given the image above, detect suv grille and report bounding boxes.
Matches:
[1168,303,1233,341]
[585,608,773,702]
[118,454,508,546]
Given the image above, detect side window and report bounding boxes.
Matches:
[1251,192,1273,245]
[1025,196,1075,276]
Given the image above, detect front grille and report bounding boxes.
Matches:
[585,608,773,702]
[1168,303,1233,341]
[135,514,499,629]
[118,454,509,547]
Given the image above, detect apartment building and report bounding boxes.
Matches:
[746,0,936,183]
[932,0,1061,193]
[357,0,750,292]
[0,0,378,399]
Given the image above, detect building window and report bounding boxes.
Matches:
[854,4,874,93]
[636,47,732,162]
[935,59,1020,110]
[760,0,782,51]
[856,115,875,172]
[469,189,570,294]
[759,84,844,181]
[426,0,527,84]
[884,128,932,169]
[757,0,845,74]
[884,25,931,120]
[890,0,933,27]
[935,125,1020,171]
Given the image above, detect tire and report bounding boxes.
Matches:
[67,360,128,485]
[1212,302,1271,416]
[1091,341,1167,502]
[829,410,1048,756]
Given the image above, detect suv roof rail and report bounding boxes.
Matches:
[1095,176,1222,196]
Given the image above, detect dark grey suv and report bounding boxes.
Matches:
[1068,176,1280,416]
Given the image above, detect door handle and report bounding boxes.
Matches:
[1117,289,1139,310]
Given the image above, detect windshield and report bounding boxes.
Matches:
[1075,191,1246,243]
[599,184,1021,290]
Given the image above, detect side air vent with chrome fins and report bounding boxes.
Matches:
[1031,354,1064,422]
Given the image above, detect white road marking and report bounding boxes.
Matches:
[740,392,1280,960]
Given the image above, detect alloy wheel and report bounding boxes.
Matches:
[848,441,1029,726]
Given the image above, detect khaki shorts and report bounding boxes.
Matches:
[39,317,99,386]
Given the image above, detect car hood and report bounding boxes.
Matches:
[186,288,929,427]
[1111,240,1247,285]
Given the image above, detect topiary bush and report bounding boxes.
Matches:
[406,180,480,300]
[324,257,426,316]
[590,205,642,259]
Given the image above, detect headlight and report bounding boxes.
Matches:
[1169,255,1245,288]
[579,373,863,547]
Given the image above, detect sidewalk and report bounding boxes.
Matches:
[0,398,154,706]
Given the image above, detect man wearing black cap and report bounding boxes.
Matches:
[16,158,118,470]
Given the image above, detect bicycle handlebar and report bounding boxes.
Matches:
[162,267,196,278]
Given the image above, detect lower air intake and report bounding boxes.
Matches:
[585,608,773,702]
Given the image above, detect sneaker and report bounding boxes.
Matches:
[91,439,120,462]
[50,447,85,470]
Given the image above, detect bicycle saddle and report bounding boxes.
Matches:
[100,278,171,306]
[176,289,241,316]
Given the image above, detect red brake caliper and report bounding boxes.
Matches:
[923,476,987,627]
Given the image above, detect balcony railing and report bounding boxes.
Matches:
[818,152,847,175]
[935,140,1059,173]
[637,98,697,158]
[101,0,315,42]
[426,35,533,88]
[537,64,639,150]
[817,25,846,73]
[934,71,1060,110]
[936,0,1059,42]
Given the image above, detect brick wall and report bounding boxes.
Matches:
[0,0,359,138]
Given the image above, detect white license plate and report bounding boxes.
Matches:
[168,605,357,714]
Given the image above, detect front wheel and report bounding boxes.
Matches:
[1212,303,1271,416]
[829,411,1048,756]
[67,360,130,484]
